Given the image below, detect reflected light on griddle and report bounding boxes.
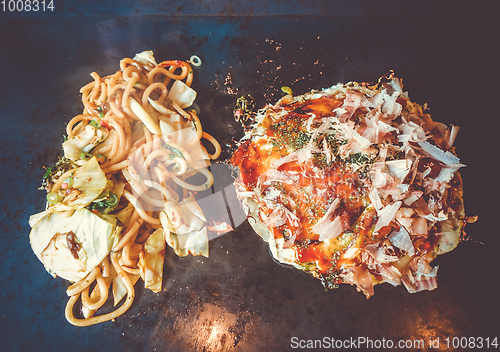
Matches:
[190,303,238,351]
[206,321,227,350]
[408,310,458,352]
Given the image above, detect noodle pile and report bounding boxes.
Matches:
[28,51,220,326]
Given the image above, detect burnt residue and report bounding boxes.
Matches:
[64,231,81,259]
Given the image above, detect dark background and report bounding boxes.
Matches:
[0,1,498,351]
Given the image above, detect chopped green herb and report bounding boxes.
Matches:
[320,269,342,290]
[345,152,369,165]
[86,193,118,214]
[80,152,93,161]
[269,116,311,151]
[47,192,63,204]
[95,154,108,164]
[281,86,293,95]
[40,157,77,190]
[96,106,105,118]
[164,143,184,159]
[43,166,53,179]
[89,119,101,128]
[63,177,74,188]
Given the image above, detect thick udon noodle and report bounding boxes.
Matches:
[46,52,220,326]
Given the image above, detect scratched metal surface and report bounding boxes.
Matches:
[0,1,497,351]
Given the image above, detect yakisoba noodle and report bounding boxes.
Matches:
[28,51,220,326]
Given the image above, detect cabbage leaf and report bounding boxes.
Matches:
[51,157,107,211]
[29,208,118,282]
[139,228,166,293]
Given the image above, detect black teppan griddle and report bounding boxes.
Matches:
[0,1,497,351]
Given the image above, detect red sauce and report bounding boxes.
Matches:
[417,157,442,179]
[231,95,377,275]
[231,139,266,188]
[231,81,458,294]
